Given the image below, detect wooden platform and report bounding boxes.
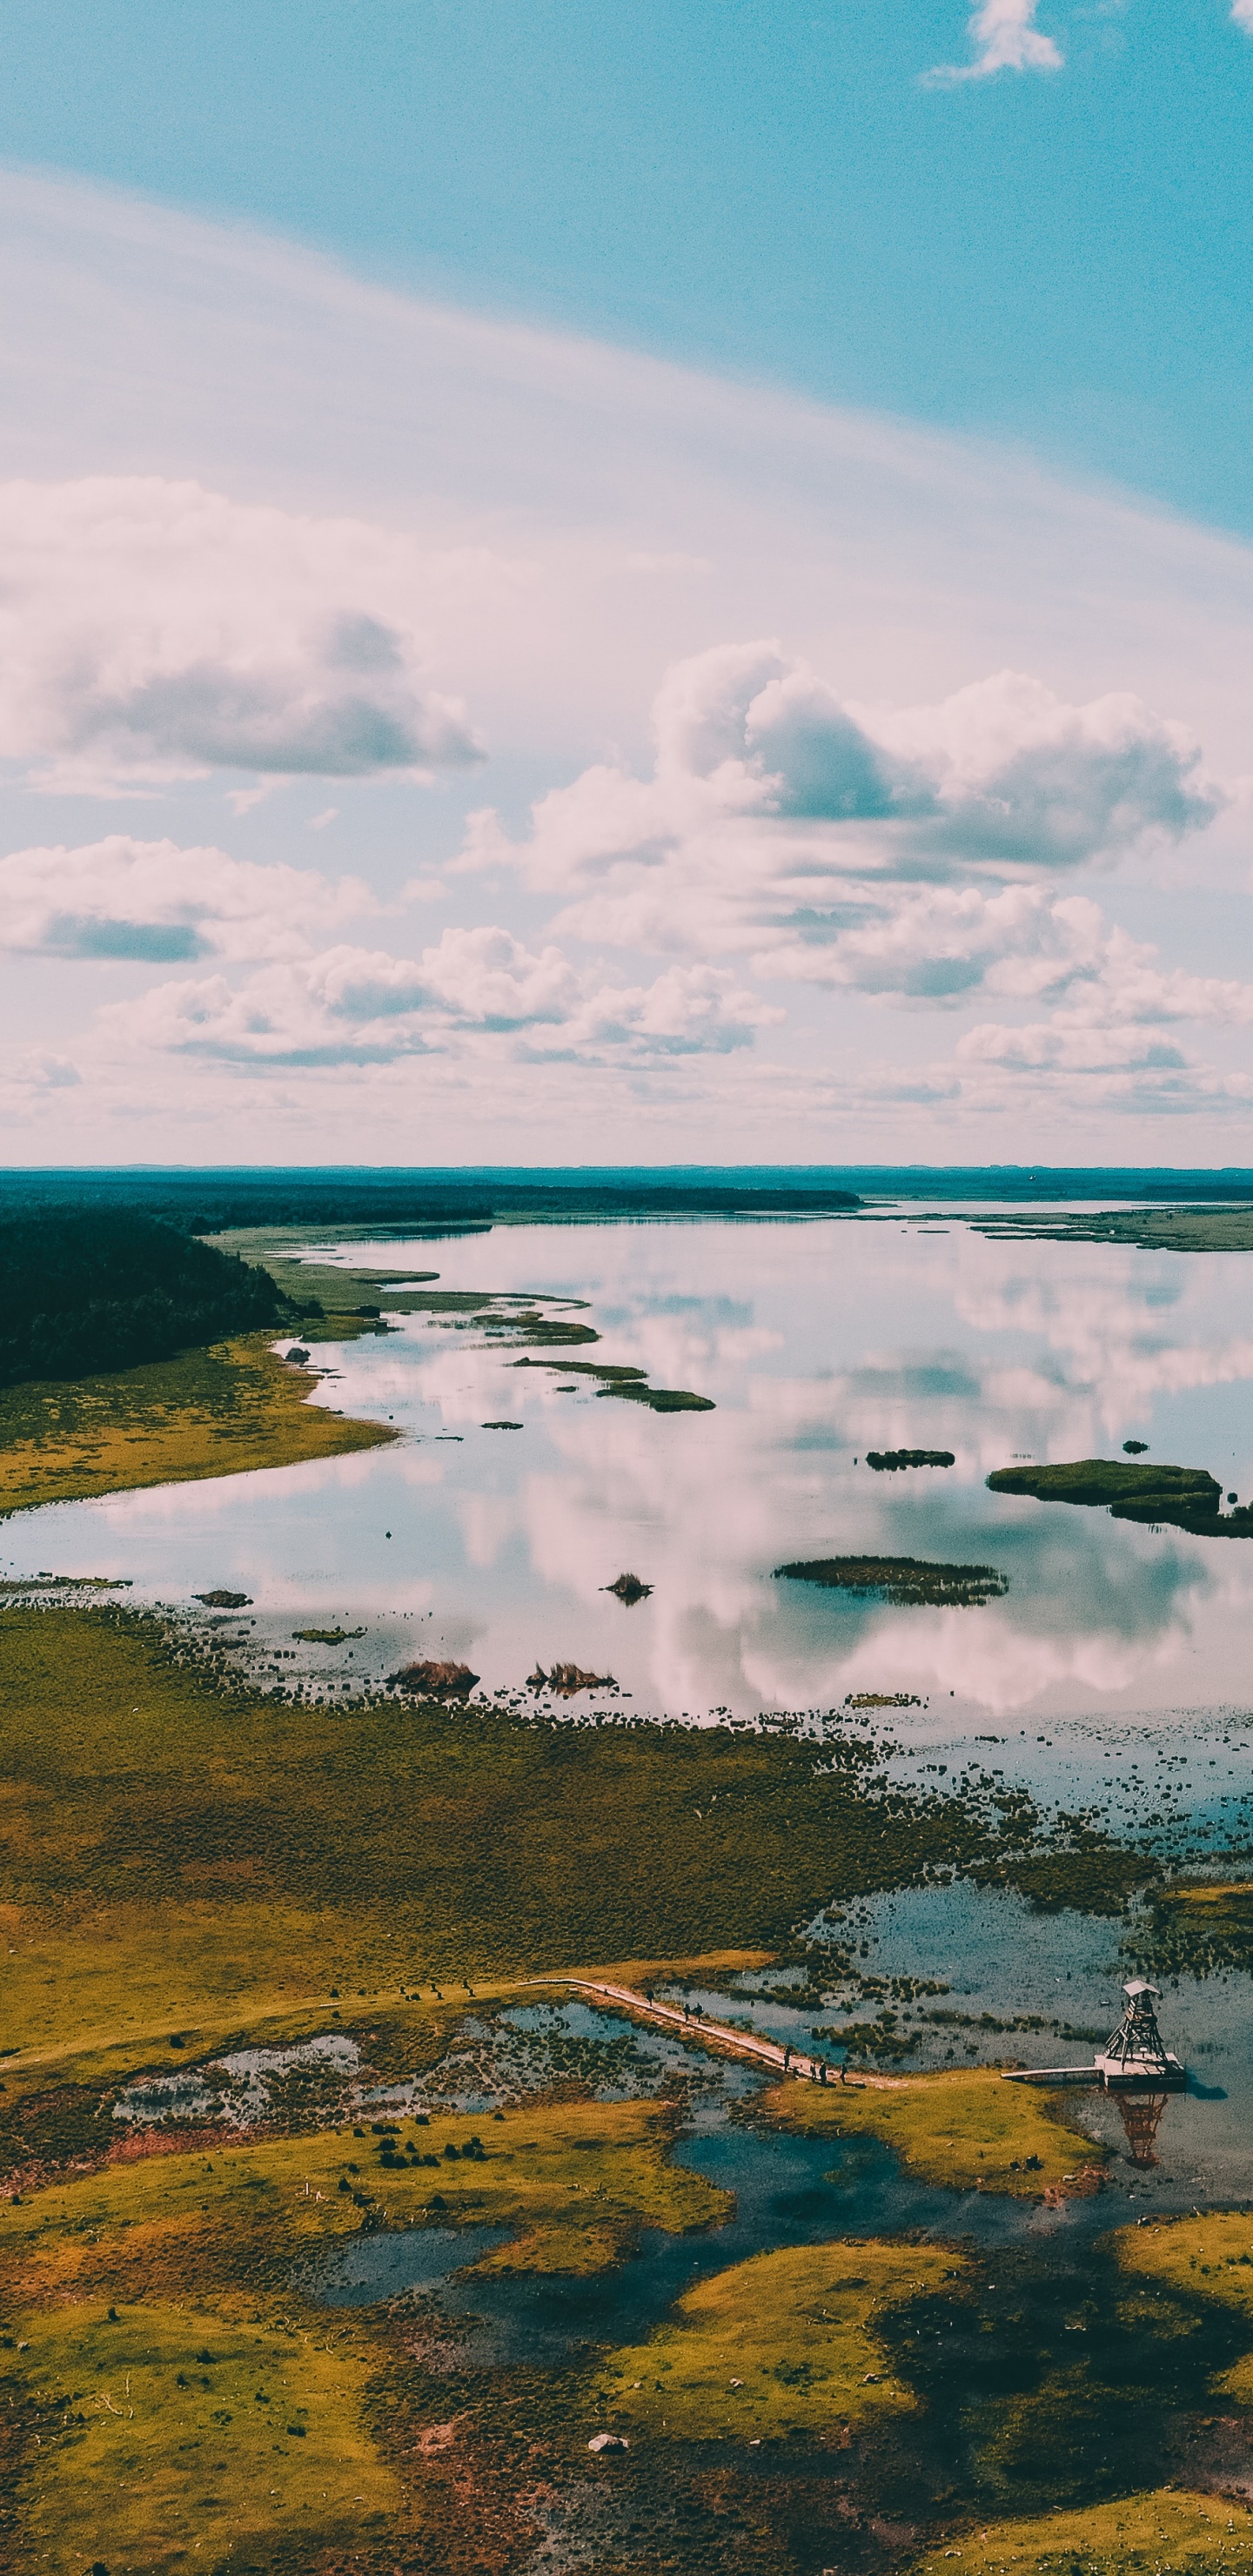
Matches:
[1002,2055,1187,2092]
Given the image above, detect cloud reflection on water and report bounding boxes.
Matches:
[8,1215,1253,1725]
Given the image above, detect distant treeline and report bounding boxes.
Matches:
[0,1211,291,1388]
[2,1164,1248,1240]
[0,1176,494,1238]
[0,1169,862,1235]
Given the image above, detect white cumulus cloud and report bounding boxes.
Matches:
[0,478,486,792]
[0,835,372,963]
[951,1015,1253,1118]
[464,644,1221,993]
[928,0,1063,84]
[97,933,774,1072]
[762,884,1108,1003]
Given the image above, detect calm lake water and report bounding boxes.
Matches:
[10,1210,1253,1748]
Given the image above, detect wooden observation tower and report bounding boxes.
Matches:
[1094,1979,1186,2090]
[1002,1978,1185,2094]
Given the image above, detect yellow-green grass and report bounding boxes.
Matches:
[0,2100,728,2568]
[1118,2210,1253,2404]
[1140,1882,1253,1982]
[763,2070,1104,2197]
[0,1956,767,2105]
[1154,1880,1253,1959]
[597,2237,963,2440]
[0,1605,990,2050]
[911,2489,1253,2572]
[1163,1881,1253,1908]
[0,1333,393,1515]
[0,2098,728,2302]
[6,2297,398,2575]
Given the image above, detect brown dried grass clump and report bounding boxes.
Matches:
[390,1659,479,1699]
[529,1663,616,1696]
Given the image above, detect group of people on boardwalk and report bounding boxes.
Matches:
[644,1984,846,2085]
[782,2041,842,2087]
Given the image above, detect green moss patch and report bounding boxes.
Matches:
[1117,2209,1253,2405]
[912,2490,1253,2573]
[3,2296,398,2574]
[988,1458,1221,1510]
[598,2238,963,2440]
[763,2069,1104,2198]
[511,1356,714,1409]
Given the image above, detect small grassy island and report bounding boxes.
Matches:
[775,1554,1008,1606]
[865,1447,955,1471]
[988,1456,1253,1535]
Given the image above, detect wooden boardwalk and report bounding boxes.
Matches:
[566,1977,902,2091]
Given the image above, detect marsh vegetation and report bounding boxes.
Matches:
[775,1556,1009,1607]
[0,1334,395,1515]
[865,1449,955,1472]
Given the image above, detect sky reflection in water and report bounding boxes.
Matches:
[7,1211,1253,1748]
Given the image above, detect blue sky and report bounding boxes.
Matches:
[6,0,1253,532]
[0,4,1250,1164]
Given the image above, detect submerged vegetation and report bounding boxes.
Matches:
[775,1555,1009,1607]
[1140,1878,1253,1981]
